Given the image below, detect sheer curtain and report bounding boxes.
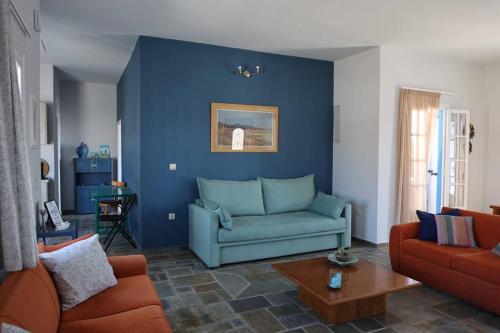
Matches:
[0,1,37,271]
[396,89,440,224]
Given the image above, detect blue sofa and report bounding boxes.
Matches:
[189,175,351,268]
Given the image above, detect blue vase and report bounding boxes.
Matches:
[77,142,88,158]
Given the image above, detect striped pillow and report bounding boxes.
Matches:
[493,243,500,256]
[435,215,476,247]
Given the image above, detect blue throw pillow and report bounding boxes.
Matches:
[492,243,500,257]
[310,191,349,220]
[417,209,461,241]
[200,199,233,230]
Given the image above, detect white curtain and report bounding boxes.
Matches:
[396,89,440,224]
[0,0,37,271]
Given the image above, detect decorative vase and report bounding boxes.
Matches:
[77,142,89,158]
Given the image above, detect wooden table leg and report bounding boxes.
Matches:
[298,287,386,324]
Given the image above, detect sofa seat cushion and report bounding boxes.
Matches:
[58,305,172,333]
[452,251,500,285]
[218,211,345,243]
[61,275,161,322]
[402,239,482,268]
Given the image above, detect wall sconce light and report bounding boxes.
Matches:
[236,65,261,78]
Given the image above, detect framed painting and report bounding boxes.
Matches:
[211,103,278,152]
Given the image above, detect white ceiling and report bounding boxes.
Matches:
[41,0,500,84]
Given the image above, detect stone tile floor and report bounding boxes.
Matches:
[55,214,500,333]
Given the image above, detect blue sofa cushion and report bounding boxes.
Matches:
[200,199,233,230]
[260,175,316,214]
[218,211,345,243]
[417,208,461,241]
[197,177,265,216]
[310,191,349,220]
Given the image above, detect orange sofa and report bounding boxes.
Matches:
[390,208,500,315]
[0,236,172,333]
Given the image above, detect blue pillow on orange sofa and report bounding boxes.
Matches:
[416,209,461,242]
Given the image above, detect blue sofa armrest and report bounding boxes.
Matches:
[341,203,352,248]
[188,204,220,268]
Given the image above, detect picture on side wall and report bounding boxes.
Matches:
[211,103,279,152]
[99,144,110,158]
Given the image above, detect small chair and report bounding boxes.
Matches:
[99,181,127,214]
[98,181,137,251]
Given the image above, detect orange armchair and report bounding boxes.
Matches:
[1,235,173,333]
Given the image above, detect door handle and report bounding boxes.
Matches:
[427,170,438,176]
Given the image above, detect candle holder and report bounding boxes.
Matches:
[324,268,348,290]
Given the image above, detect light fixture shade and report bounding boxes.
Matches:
[235,65,262,78]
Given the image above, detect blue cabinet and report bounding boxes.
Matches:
[75,158,112,173]
[75,185,112,214]
[74,158,113,214]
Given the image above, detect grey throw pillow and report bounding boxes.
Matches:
[1,323,30,333]
[492,243,500,256]
[38,234,117,310]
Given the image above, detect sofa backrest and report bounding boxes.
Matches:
[260,175,316,214]
[197,177,265,216]
[0,259,60,333]
[442,207,500,250]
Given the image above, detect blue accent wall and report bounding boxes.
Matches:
[117,40,142,243]
[118,36,333,248]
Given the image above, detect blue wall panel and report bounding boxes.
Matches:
[117,40,143,246]
[119,36,333,248]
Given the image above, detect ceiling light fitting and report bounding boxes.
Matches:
[236,65,261,78]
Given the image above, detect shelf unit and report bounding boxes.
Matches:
[74,158,113,214]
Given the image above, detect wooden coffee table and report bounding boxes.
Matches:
[273,257,420,324]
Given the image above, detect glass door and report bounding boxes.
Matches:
[443,110,470,209]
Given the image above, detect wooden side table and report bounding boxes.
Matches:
[37,220,79,245]
[490,205,500,215]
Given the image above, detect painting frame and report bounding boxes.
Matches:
[211,103,279,153]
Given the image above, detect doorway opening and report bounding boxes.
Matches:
[427,107,470,213]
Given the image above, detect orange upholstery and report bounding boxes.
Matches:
[401,239,482,268]
[452,252,500,285]
[58,305,172,333]
[0,236,172,333]
[108,255,147,278]
[61,275,162,322]
[390,208,500,315]
[442,207,500,249]
[398,252,500,313]
[389,222,419,272]
[0,261,60,333]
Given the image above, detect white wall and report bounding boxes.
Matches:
[40,64,53,102]
[40,63,57,201]
[334,46,486,244]
[483,64,500,211]
[60,81,117,211]
[333,47,381,244]
[379,47,486,240]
